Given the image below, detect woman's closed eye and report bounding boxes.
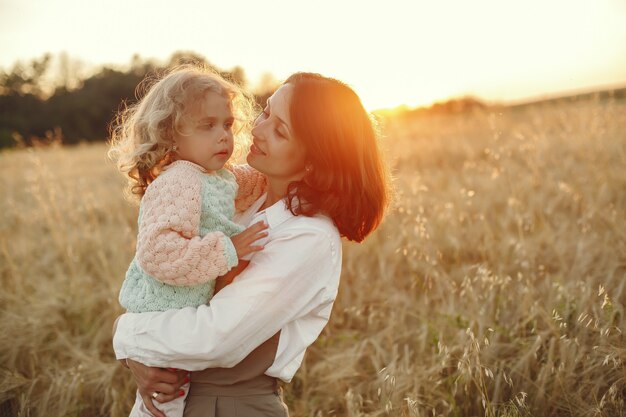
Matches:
[257,107,287,138]
[275,128,286,138]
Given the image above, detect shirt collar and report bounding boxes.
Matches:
[255,194,295,229]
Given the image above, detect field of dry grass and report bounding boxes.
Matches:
[1,97,624,416]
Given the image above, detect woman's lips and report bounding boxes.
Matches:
[250,143,266,156]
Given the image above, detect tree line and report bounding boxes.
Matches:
[0,51,277,149]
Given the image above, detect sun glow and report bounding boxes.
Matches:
[1,0,625,111]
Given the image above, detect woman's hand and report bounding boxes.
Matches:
[126,359,189,417]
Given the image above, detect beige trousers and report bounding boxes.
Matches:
[183,332,288,417]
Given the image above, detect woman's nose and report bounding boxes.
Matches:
[251,123,264,141]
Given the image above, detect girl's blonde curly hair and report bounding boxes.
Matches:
[108,65,256,200]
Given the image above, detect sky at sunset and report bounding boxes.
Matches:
[1,0,625,110]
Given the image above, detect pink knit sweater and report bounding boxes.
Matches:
[134,161,266,287]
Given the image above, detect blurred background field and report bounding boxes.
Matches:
[2,1,626,414]
[1,94,624,416]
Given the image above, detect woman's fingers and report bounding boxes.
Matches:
[145,369,188,392]
[152,390,182,404]
[140,388,185,406]
[139,391,167,417]
[127,359,189,394]
[140,365,179,385]
[152,381,181,395]
[174,369,189,387]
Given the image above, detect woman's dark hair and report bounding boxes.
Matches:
[284,73,390,242]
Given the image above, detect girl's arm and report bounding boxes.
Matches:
[136,171,238,286]
[228,164,267,211]
[113,221,341,371]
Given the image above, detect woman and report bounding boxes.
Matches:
[113,72,390,416]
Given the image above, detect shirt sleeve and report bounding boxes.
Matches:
[113,224,338,370]
[228,164,268,212]
[135,169,238,287]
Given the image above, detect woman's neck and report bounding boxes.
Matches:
[260,178,291,211]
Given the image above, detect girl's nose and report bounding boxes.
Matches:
[219,129,230,142]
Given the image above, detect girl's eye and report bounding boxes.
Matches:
[201,123,215,129]
[224,122,234,130]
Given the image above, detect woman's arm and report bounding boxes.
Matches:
[113,221,340,370]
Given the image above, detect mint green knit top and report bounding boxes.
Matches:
[118,161,245,313]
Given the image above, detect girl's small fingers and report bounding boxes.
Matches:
[249,231,269,243]
[248,221,268,233]
[242,247,263,257]
[255,220,268,229]
[246,228,267,240]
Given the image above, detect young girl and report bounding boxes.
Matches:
[108,66,268,417]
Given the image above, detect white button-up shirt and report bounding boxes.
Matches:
[113,194,342,382]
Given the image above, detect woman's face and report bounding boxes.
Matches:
[247,84,307,182]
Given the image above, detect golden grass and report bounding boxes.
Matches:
[1,98,624,416]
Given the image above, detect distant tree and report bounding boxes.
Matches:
[0,54,52,96]
[253,72,280,108]
[55,52,85,92]
[223,65,246,86]
[429,97,486,114]
[0,50,262,148]
[0,93,45,147]
[167,51,211,68]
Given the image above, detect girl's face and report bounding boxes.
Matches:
[173,92,234,171]
[247,84,307,181]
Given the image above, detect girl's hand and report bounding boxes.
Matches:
[231,221,268,259]
[126,359,189,417]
